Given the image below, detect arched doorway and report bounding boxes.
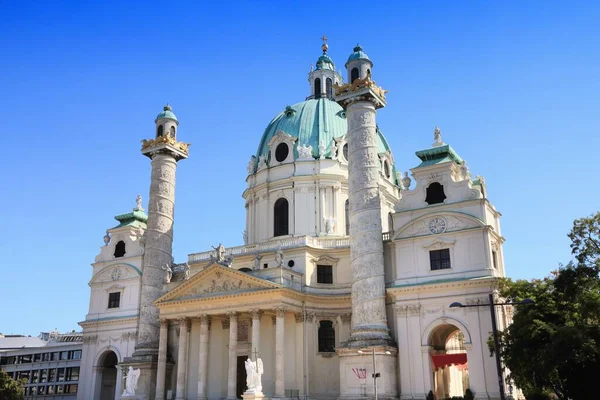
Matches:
[97,350,118,400]
[429,324,469,399]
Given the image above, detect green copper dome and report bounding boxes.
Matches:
[155,105,178,122]
[316,53,335,71]
[253,98,397,181]
[345,44,372,67]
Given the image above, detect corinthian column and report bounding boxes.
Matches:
[197,315,210,400]
[226,312,238,399]
[274,307,286,398]
[155,319,169,400]
[251,309,262,360]
[175,318,190,400]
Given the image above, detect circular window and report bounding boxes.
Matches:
[384,161,390,178]
[275,143,289,162]
[287,260,295,268]
[343,143,349,161]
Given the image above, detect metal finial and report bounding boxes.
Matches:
[433,126,444,147]
[321,35,328,53]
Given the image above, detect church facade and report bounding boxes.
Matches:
[78,43,514,400]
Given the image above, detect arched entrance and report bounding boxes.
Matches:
[429,324,469,399]
[96,350,118,400]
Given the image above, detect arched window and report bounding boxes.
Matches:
[326,78,333,98]
[170,126,176,138]
[156,125,164,137]
[425,182,447,205]
[388,212,394,233]
[314,78,321,99]
[351,68,359,83]
[343,143,349,161]
[384,161,390,178]
[318,320,335,352]
[274,198,289,237]
[345,199,350,236]
[114,241,126,258]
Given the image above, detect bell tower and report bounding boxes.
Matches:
[122,104,190,399]
[307,36,343,100]
[334,45,398,400]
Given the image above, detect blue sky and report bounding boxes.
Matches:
[1,1,598,335]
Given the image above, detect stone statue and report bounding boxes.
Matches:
[252,254,262,270]
[325,217,336,235]
[181,262,190,280]
[135,194,143,210]
[330,139,338,160]
[460,160,471,180]
[258,155,267,170]
[297,144,313,160]
[401,171,412,190]
[247,156,256,175]
[275,248,284,268]
[122,366,140,396]
[433,126,444,147]
[212,243,226,263]
[243,230,248,245]
[161,264,173,283]
[244,358,264,393]
[319,140,326,159]
[103,230,111,246]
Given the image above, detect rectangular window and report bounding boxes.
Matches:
[56,384,64,394]
[38,385,46,395]
[430,249,451,270]
[42,352,50,362]
[47,385,55,395]
[17,370,30,381]
[19,354,32,363]
[65,367,80,381]
[492,250,498,269]
[30,386,37,395]
[108,292,121,308]
[65,384,78,394]
[50,352,58,361]
[71,350,82,360]
[31,369,39,383]
[40,369,48,383]
[33,353,41,362]
[57,368,65,382]
[317,265,333,284]
[0,356,15,365]
[60,351,69,360]
[48,369,56,382]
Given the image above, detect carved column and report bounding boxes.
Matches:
[175,318,190,400]
[251,309,262,360]
[197,315,210,400]
[226,312,238,399]
[155,319,169,400]
[274,307,286,398]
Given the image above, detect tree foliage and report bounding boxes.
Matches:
[0,369,25,400]
[493,212,600,399]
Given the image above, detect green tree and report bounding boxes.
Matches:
[0,369,25,400]
[493,212,600,399]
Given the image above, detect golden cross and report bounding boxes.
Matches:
[321,35,328,43]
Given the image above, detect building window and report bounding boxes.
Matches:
[114,240,126,258]
[343,143,348,161]
[19,354,32,363]
[108,292,121,308]
[275,143,289,162]
[314,78,321,99]
[48,369,56,382]
[317,265,333,284]
[60,351,69,360]
[425,182,447,205]
[66,367,80,382]
[345,199,350,236]
[71,350,82,360]
[40,369,48,383]
[47,385,55,395]
[33,353,41,362]
[57,368,65,382]
[318,320,335,352]
[274,198,289,237]
[492,250,498,269]
[170,126,176,138]
[384,161,390,178]
[351,67,359,83]
[38,385,46,395]
[42,353,50,362]
[65,384,78,394]
[32,370,39,383]
[56,384,64,394]
[430,249,451,270]
[326,78,333,98]
[157,125,164,137]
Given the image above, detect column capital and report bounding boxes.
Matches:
[251,309,263,320]
[227,311,239,321]
[274,306,287,317]
[294,313,305,323]
[199,314,210,324]
[160,318,169,328]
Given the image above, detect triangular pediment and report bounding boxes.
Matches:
[155,264,281,304]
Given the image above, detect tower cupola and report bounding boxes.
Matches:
[154,104,179,139]
[307,37,343,100]
[345,44,373,83]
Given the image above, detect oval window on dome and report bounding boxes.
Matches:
[343,143,349,161]
[275,143,289,162]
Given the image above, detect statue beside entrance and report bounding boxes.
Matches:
[243,358,264,400]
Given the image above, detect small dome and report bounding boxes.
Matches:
[254,99,397,179]
[155,105,178,122]
[345,44,372,67]
[316,53,335,71]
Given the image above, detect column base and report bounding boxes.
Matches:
[121,395,147,400]
[120,356,158,400]
[336,346,398,400]
[242,391,266,400]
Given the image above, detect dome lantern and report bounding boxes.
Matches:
[307,36,343,100]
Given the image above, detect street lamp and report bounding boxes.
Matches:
[358,348,391,400]
[449,294,534,400]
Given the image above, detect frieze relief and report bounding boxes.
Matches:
[82,335,98,345]
[395,304,422,317]
[183,271,264,298]
[121,331,138,341]
[93,266,136,284]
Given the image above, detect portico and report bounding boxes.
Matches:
[153,263,351,400]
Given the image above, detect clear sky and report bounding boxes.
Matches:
[1,1,598,336]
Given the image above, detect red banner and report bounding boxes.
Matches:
[431,353,468,370]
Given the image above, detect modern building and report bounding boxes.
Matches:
[78,42,516,400]
[0,332,83,398]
